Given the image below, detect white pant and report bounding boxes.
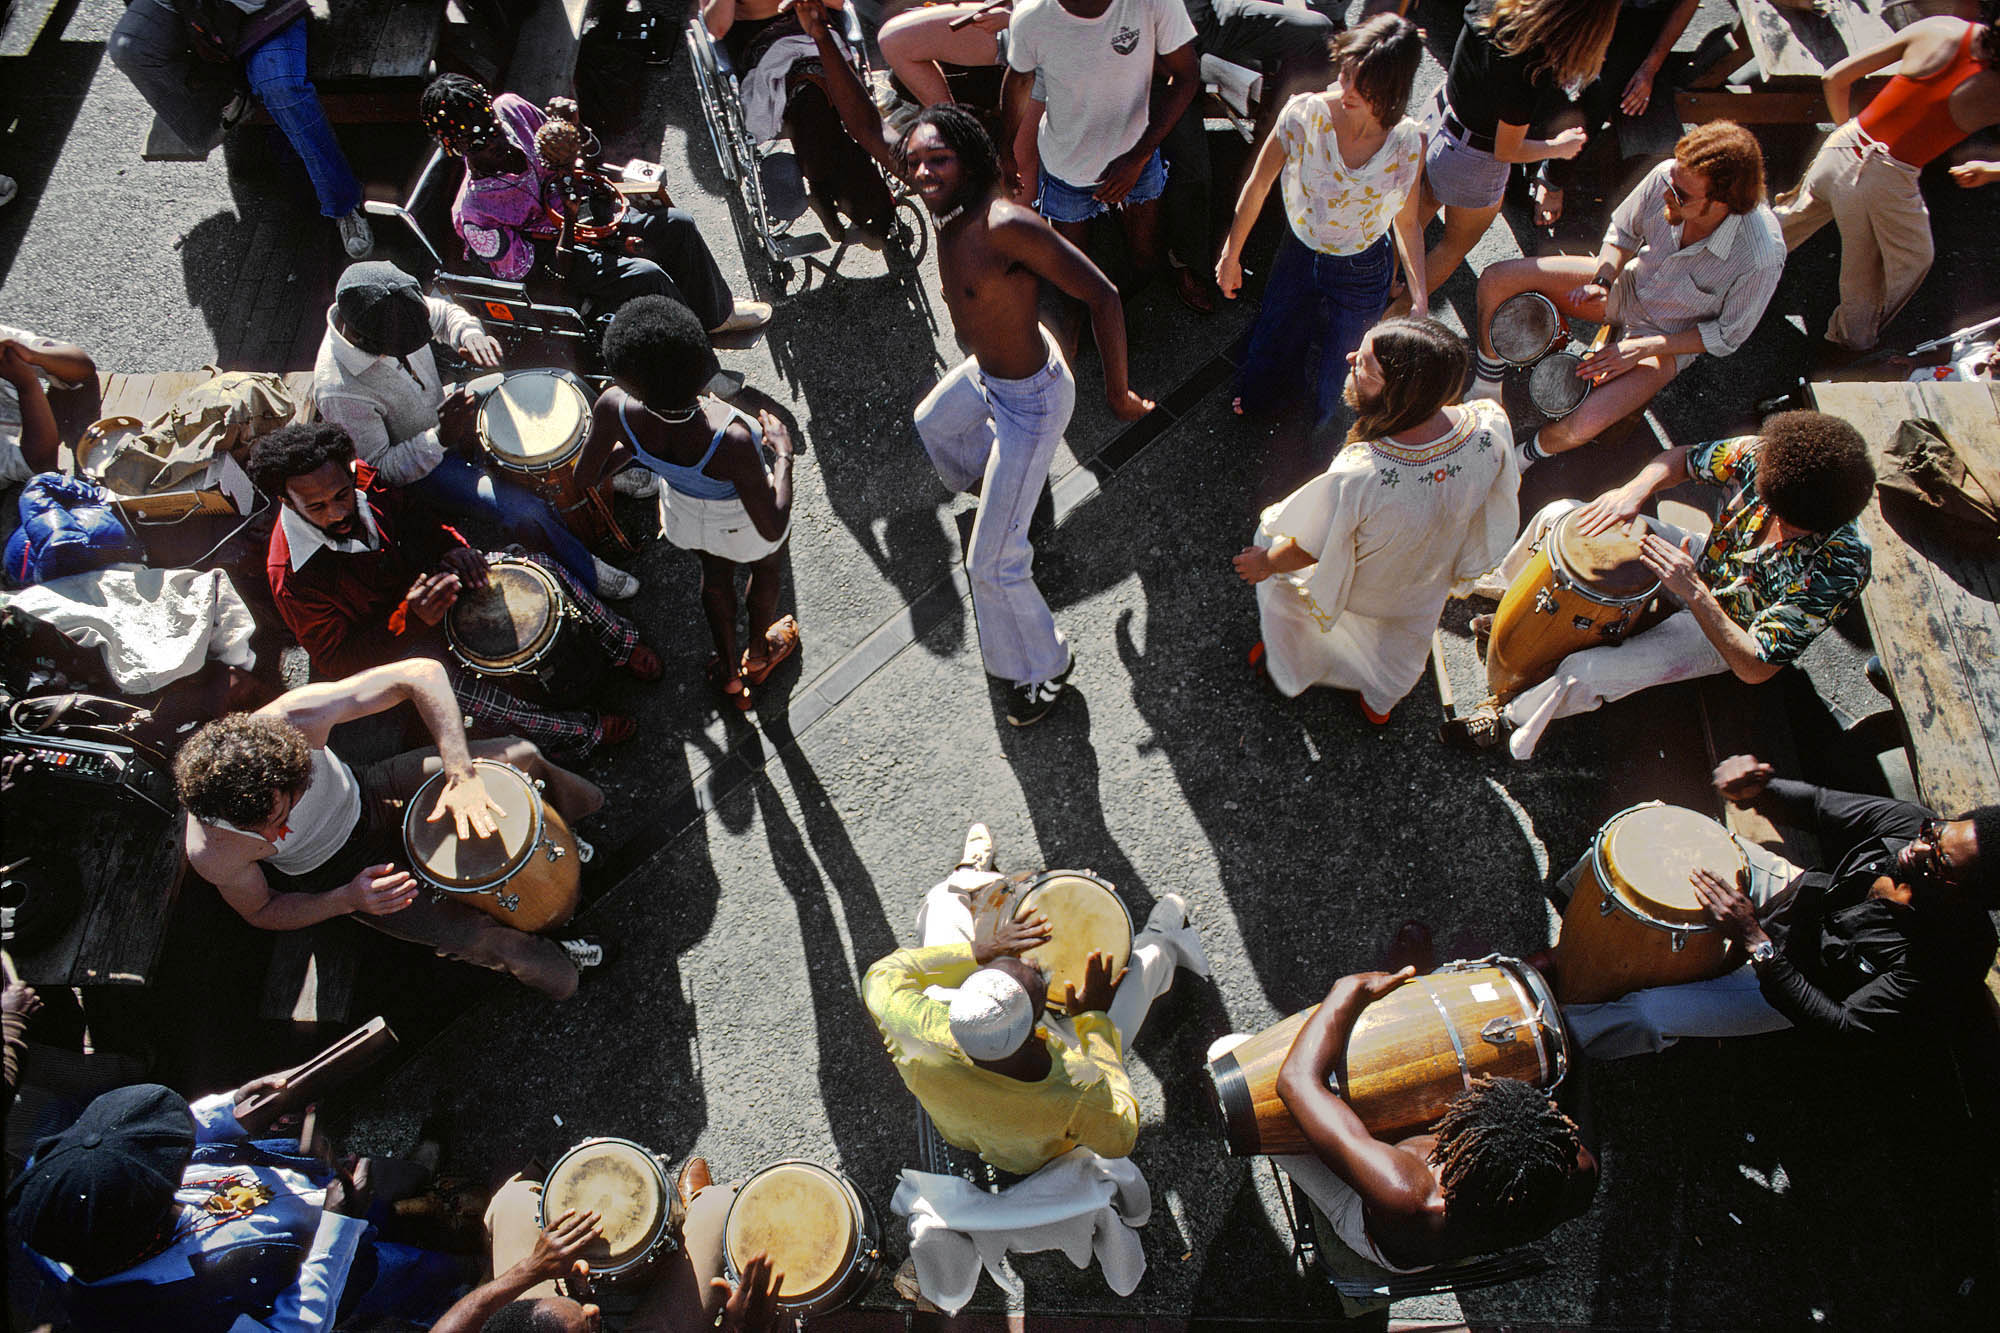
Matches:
[1494,500,1728,759]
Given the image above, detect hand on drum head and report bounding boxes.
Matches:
[343,863,419,916]
[430,772,503,841]
[1573,483,1648,538]
[1063,949,1127,1016]
[974,908,1052,965]
[1689,867,1760,944]
[524,1206,605,1282]
[440,546,491,591]
[1562,283,1610,323]
[406,571,463,626]
[1712,755,1775,804]
[1637,533,1701,601]
[460,331,504,368]
[713,1250,785,1333]
[1575,336,1652,385]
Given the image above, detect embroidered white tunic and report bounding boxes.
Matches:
[1252,398,1519,712]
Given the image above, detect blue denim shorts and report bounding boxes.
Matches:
[1034,149,1167,224]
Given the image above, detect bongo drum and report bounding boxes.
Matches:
[445,557,573,688]
[540,1138,679,1297]
[1010,871,1134,1016]
[1528,351,1592,419]
[1204,957,1566,1157]
[402,758,581,931]
[1489,293,1566,366]
[723,1160,882,1317]
[1485,507,1660,700]
[1554,802,1746,1005]
[476,368,630,551]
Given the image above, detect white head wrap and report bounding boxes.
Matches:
[948,968,1036,1061]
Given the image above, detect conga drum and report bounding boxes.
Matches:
[1488,292,1567,367]
[1485,507,1661,700]
[402,758,581,931]
[540,1138,679,1298]
[1554,802,1747,1005]
[444,556,600,699]
[476,368,629,551]
[1010,871,1134,1016]
[1204,957,1566,1157]
[723,1160,882,1317]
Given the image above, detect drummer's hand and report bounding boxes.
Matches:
[1576,335,1657,385]
[712,1250,785,1333]
[430,772,502,841]
[440,545,490,591]
[459,330,504,368]
[1713,754,1775,804]
[1690,867,1764,946]
[343,863,419,916]
[1573,483,1647,537]
[975,908,1052,964]
[1063,949,1126,1016]
[758,410,795,459]
[1637,532,1701,601]
[1232,545,1273,584]
[1327,967,1415,1010]
[545,95,581,124]
[793,0,831,44]
[522,1207,604,1281]
[1563,282,1610,322]
[406,571,462,626]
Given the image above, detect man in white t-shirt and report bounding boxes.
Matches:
[1,324,95,488]
[1002,0,1199,293]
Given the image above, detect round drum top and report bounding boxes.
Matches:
[1490,292,1560,362]
[403,759,537,891]
[479,370,590,464]
[1017,873,1133,1007]
[544,1139,667,1267]
[1552,509,1658,600]
[1598,804,1744,926]
[448,560,559,666]
[725,1162,857,1300]
[1528,352,1591,416]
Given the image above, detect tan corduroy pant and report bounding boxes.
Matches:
[1775,121,1934,351]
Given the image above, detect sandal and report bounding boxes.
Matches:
[623,643,663,682]
[741,615,800,687]
[708,656,753,712]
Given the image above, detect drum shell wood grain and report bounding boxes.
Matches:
[477,369,625,549]
[1485,511,1659,700]
[1204,961,1565,1157]
[402,759,582,932]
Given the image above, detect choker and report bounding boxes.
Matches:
[655,402,702,423]
[935,202,967,228]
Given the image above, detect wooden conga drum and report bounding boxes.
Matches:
[402,758,581,931]
[477,368,629,551]
[1554,802,1746,1005]
[1011,871,1133,1016]
[1205,957,1566,1157]
[1486,508,1660,700]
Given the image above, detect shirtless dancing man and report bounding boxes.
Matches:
[797,0,1154,727]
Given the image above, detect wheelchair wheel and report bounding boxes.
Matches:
[886,193,930,271]
[765,255,808,298]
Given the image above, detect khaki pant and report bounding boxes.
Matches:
[1775,121,1934,351]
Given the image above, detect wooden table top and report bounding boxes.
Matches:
[1737,0,1895,79]
[309,0,448,86]
[1808,377,2000,816]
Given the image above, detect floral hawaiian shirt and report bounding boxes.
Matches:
[1686,435,1872,665]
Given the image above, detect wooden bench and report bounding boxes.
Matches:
[1679,0,1896,125]
[7,810,189,988]
[0,0,65,59]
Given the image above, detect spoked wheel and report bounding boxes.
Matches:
[764,255,805,298]
[886,193,930,270]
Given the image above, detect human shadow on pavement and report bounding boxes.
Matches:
[0,18,102,288]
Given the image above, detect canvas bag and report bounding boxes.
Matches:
[1876,417,2000,553]
[87,369,301,497]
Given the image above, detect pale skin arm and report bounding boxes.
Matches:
[1388,154,1430,321]
[1216,132,1285,300]
[1001,69,1042,201]
[192,851,412,931]
[1491,119,1587,166]
[702,0,736,39]
[1621,0,1698,116]
[1950,161,2000,187]
[1232,534,1318,583]
[1820,26,1917,124]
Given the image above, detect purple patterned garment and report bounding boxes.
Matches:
[449,94,558,281]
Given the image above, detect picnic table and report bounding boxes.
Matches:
[5,808,187,987]
[1680,0,1898,124]
[1807,377,2000,817]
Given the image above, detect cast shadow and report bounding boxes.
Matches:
[0,10,102,288]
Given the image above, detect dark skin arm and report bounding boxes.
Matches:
[795,0,901,179]
[430,1207,605,1333]
[706,412,794,542]
[988,211,1153,420]
[0,335,90,474]
[1096,43,1198,204]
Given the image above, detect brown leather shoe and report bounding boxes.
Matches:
[676,1156,711,1210]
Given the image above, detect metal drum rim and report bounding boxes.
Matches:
[403,758,545,893]
[722,1159,874,1314]
[445,557,566,674]
[1016,869,1135,1015]
[1587,801,1746,934]
[1528,351,1593,419]
[1547,511,1661,609]
[478,369,592,474]
[1491,291,1564,366]
[537,1135,677,1277]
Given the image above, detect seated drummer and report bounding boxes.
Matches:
[178,658,607,999]
[1261,969,1598,1273]
[249,422,658,757]
[419,75,771,338]
[312,260,643,599]
[1466,121,1784,469]
[861,823,1208,1176]
[1441,412,1875,760]
[432,1156,783,1333]
[1561,755,2000,1059]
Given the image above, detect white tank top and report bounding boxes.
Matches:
[214,746,363,876]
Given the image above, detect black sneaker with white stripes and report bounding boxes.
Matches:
[1007,650,1076,727]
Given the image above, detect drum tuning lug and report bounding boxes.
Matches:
[1599,896,1616,916]
[497,892,520,912]
[1480,1017,1519,1045]
[1534,587,1558,615]
[533,778,547,791]
[1570,615,1594,631]
[544,840,566,862]
[1670,929,1687,953]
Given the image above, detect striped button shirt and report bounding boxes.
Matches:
[1606,160,1785,359]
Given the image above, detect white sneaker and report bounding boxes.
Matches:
[336,209,374,258]
[1514,439,1540,473]
[593,556,640,599]
[1468,376,1502,403]
[611,467,660,498]
[1144,892,1213,978]
[959,822,996,873]
[0,175,16,209]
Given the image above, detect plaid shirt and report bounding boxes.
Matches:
[1687,436,1872,665]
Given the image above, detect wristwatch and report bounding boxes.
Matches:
[1747,939,1776,966]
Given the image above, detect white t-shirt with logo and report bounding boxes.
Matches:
[1006,0,1196,188]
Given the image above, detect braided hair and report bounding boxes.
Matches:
[1429,1077,1585,1244]
[421,73,496,156]
[897,102,998,201]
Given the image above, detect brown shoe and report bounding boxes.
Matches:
[676,1156,711,1210]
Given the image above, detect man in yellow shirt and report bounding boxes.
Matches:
[862,825,1209,1177]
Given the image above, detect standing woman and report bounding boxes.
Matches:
[1410,0,1617,300]
[587,297,800,712]
[1215,13,1428,427]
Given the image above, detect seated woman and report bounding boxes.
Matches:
[585,297,800,712]
[702,0,900,245]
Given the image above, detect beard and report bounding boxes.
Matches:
[1343,374,1381,418]
[321,515,361,539]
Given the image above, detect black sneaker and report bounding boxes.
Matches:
[1007,651,1076,727]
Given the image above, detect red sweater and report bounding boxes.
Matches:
[266,466,463,680]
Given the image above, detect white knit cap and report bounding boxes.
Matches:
[948,968,1036,1061]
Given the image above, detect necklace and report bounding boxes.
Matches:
[655,402,702,423]
[935,202,966,229]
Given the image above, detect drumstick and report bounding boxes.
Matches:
[234,1017,397,1136]
[1581,323,1616,383]
[949,0,1009,29]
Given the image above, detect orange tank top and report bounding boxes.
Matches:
[1857,21,1986,167]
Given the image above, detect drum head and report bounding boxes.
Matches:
[543,1139,669,1273]
[725,1162,858,1303]
[403,759,538,891]
[1528,352,1591,418]
[1598,804,1744,927]
[447,560,561,669]
[480,370,590,467]
[1016,873,1133,1012]
[1551,509,1658,601]
[1490,293,1561,365]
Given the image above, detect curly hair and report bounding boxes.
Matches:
[1754,411,1875,533]
[1483,0,1619,90]
[483,1300,573,1333]
[898,102,998,202]
[1329,13,1425,128]
[174,714,313,827]
[1348,317,1471,445]
[1430,1077,1586,1245]
[1674,121,1766,214]
[1979,6,1999,68]
[246,423,357,498]
[600,295,715,409]
[420,73,496,155]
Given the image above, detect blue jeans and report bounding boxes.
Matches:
[405,454,599,592]
[1235,230,1393,426]
[242,18,362,218]
[1034,150,1167,224]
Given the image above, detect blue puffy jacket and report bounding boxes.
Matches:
[4,473,144,588]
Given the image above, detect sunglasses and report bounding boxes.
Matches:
[1914,818,1958,884]
[1663,177,1705,209]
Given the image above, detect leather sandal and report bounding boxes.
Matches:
[741,615,800,686]
[709,656,752,712]
[623,643,663,682]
